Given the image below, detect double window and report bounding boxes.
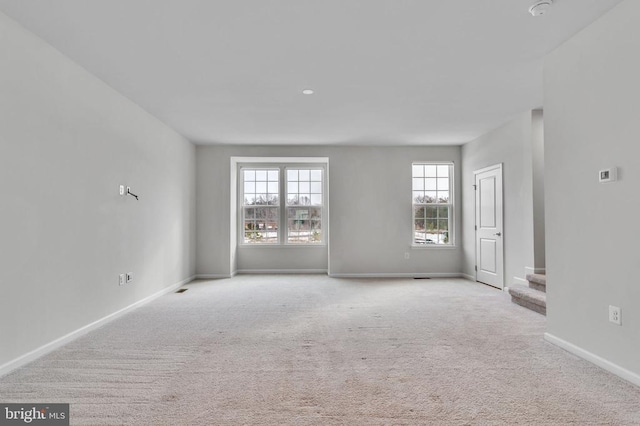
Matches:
[412,162,454,245]
[241,165,325,245]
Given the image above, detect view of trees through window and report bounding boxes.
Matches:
[412,163,453,245]
[243,169,279,243]
[241,166,324,244]
[286,169,323,244]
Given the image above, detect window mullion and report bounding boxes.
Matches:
[279,166,285,244]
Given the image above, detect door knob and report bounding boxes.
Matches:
[494,232,502,236]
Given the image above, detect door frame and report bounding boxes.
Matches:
[474,163,504,289]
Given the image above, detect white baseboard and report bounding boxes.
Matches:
[525,266,546,275]
[201,271,468,279]
[195,274,235,279]
[236,269,328,274]
[512,276,528,286]
[328,272,464,279]
[0,275,195,378]
[544,333,640,388]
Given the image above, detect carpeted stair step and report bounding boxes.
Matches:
[509,284,546,315]
[526,273,546,293]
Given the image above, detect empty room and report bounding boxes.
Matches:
[1,0,639,424]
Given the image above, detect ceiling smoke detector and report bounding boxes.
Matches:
[529,0,553,17]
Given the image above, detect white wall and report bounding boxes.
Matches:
[461,112,536,285]
[0,13,196,369]
[196,145,462,277]
[196,147,330,275]
[544,0,640,377]
[531,110,545,271]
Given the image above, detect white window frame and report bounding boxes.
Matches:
[411,161,455,248]
[240,166,281,244]
[238,161,327,247]
[284,167,325,245]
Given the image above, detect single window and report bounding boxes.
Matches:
[239,164,325,245]
[286,168,323,244]
[241,168,280,244]
[412,163,454,245]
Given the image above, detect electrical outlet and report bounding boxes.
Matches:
[609,305,621,325]
[404,252,410,260]
[126,272,133,283]
[119,185,125,196]
[119,274,125,286]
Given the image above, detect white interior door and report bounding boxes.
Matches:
[475,164,504,289]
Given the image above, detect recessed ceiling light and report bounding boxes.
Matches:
[302,89,314,95]
[529,0,552,17]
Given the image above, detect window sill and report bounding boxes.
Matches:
[239,244,327,248]
[411,244,457,250]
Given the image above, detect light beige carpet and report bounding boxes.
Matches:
[1,275,639,425]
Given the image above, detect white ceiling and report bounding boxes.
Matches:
[0,0,623,146]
